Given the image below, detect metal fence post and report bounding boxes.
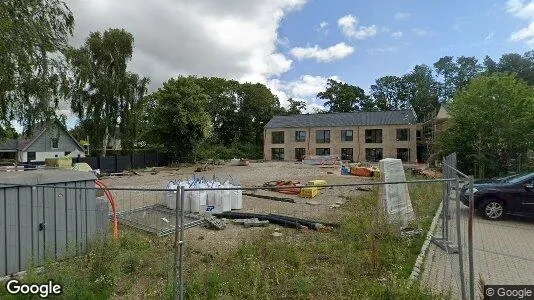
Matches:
[455,177,466,300]
[179,185,185,300]
[468,176,475,300]
[173,186,181,300]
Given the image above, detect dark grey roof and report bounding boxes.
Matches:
[265,109,418,129]
[0,138,18,151]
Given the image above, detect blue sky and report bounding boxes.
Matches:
[277,0,531,97]
[13,0,534,132]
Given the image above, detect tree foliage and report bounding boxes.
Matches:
[66,28,149,155]
[440,73,534,177]
[145,76,211,160]
[370,76,409,110]
[402,64,439,122]
[317,79,370,112]
[285,98,307,115]
[0,0,74,133]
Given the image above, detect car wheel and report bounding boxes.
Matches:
[480,199,505,220]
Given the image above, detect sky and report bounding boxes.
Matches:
[36,0,534,130]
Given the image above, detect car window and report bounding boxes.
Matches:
[506,173,534,184]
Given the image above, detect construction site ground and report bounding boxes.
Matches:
[101,161,375,253]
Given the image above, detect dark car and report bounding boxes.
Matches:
[459,172,534,220]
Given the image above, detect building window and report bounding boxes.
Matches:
[396,128,410,141]
[27,152,36,161]
[341,148,353,162]
[397,148,410,162]
[316,148,330,156]
[51,137,59,149]
[416,130,422,141]
[316,130,330,143]
[295,131,306,142]
[341,130,353,142]
[365,129,382,143]
[365,148,383,162]
[295,148,306,161]
[271,148,284,160]
[271,131,284,144]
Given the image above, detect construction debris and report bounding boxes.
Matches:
[231,158,250,166]
[305,200,320,205]
[205,216,227,230]
[243,192,296,203]
[300,187,320,198]
[263,181,302,195]
[233,218,270,228]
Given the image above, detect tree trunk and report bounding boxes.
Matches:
[102,126,109,157]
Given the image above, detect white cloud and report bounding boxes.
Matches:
[304,103,327,113]
[485,32,494,40]
[266,75,340,109]
[337,14,378,40]
[413,28,430,36]
[395,12,411,20]
[391,31,403,39]
[506,0,534,43]
[317,21,329,35]
[368,46,399,54]
[289,42,354,62]
[68,0,308,90]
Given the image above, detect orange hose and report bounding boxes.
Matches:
[95,180,119,240]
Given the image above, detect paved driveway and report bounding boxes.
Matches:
[420,193,534,298]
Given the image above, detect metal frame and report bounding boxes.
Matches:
[438,153,475,300]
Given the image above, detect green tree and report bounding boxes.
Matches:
[403,65,439,122]
[191,77,240,145]
[433,56,481,102]
[285,98,306,115]
[236,82,282,145]
[497,52,534,85]
[440,73,534,177]
[370,76,409,110]
[0,0,74,132]
[67,28,149,156]
[317,79,368,112]
[145,76,211,160]
[483,55,498,74]
[119,74,150,154]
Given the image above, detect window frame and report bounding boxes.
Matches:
[316,130,330,143]
[341,130,353,142]
[295,148,306,160]
[271,148,285,160]
[271,131,285,144]
[396,148,410,162]
[341,148,354,162]
[365,148,383,162]
[295,131,306,142]
[365,129,382,143]
[27,152,36,161]
[315,148,331,156]
[51,137,59,149]
[396,128,410,141]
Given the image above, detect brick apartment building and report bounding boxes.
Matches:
[263,109,419,163]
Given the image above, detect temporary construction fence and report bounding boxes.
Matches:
[0,167,457,300]
[421,153,534,300]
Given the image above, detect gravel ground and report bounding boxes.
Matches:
[102,161,375,253]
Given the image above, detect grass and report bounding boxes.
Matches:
[0,174,445,299]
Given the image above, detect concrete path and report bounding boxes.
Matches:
[420,194,534,299]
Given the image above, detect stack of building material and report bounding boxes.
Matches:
[378,158,415,228]
[302,155,338,165]
[45,157,72,169]
[300,187,320,198]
